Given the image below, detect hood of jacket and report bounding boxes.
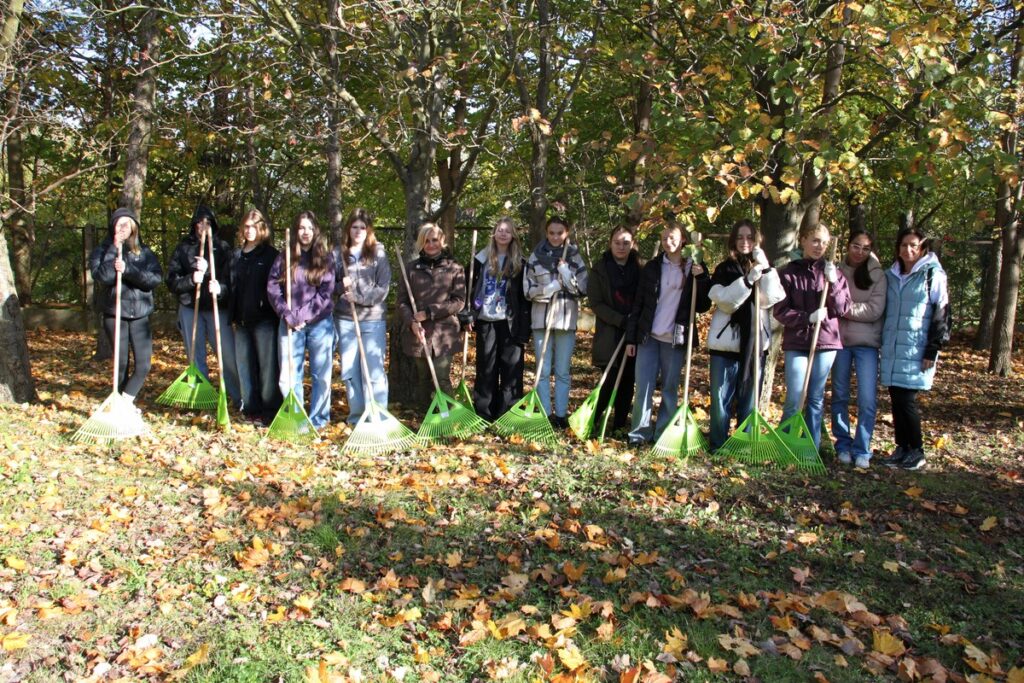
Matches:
[189,205,220,236]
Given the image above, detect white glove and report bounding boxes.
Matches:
[194,256,209,274]
[824,262,838,284]
[557,262,574,284]
[208,279,221,296]
[192,270,205,285]
[752,247,769,269]
[745,264,764,285]
[542,279,562,297]
[808,307,827,325]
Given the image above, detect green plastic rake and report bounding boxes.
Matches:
[594,345,630,442]
[652,234,709,459]
[338,254,417,455]
[397,248,487,443]
[569,336,625,441]
[156,237,218,410]
[268,226,318,443]
[716,282,796,466]
[492,241,570,449]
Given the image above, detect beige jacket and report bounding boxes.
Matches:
[838,254,886,348]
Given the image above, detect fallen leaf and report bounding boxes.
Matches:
[2,631,30,650]
[980,516,997,532]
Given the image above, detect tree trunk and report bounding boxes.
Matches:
[6,85,33,305]
[325,107,345,244]
[626,72,653,228]
[527,132,550,245]
[0,229,36,403]
[118,6,160,217]
[847,194,867,236]
[975,236,1001,350]
[988,16,1024,377]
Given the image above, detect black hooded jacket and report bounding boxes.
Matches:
[89,207,163,319]
[165,205,233,309]
[228,241,280,326]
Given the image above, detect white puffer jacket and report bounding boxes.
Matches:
[707,265,786,354]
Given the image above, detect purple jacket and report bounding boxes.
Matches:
[267,249,336,328]
[774,258,851,352]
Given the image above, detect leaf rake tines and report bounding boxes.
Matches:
[340,400,418,456]
[156,363,218,410]
[491,391,559,448]
[416,391,489,443]
[651,405,708,459]
[717,410,798,467]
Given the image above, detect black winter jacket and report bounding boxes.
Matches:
[588,249,641,367]
[165,206,232,310]
[626,256,711,347]
[228,242,280,326]
[90,237,163,320]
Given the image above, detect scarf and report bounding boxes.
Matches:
[602,250,640,314]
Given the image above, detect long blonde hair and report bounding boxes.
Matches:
[486,217,524,278]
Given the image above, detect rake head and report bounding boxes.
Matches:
[417,391,489,443]
[652,405,708,459]
[568,388,600,441]
[216,379,231,432]
[776,413,827,474]
[72,392,148,444]
[267,390,318,443]
[491,390,559,448]
[716,410,799,467]
[156,363,218,410]
[454,380,475,413]
[341,399,418,456]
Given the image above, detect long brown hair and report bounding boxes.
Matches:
[283,210,330,286]
[236,208,271,247]
[486,217,524,278]
[728,219,762,272]
[342,207,379,264]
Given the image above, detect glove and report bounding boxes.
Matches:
[457,309,473,329]
[824,262,838,284]
[745,265,763,285]
[192,270,205,285]
[542,279,562,297]
[194,256,209,274]
[208,279,221,297]
[808,308,827,325]
[557,262,574,285]
[752,247,769,269]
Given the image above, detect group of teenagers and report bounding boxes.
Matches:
[89,203,950,471]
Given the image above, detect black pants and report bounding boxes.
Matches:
[889,386,922,450]
[103,315,153,398]
[593,354,636,433]
[473,319,525,421]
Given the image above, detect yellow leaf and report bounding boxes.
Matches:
[903,486,924,499]
[293,594,316,615]
[796,532,818,546]
[5,557,26,571]
[734,659,751,676]
[980,516,997,532]
[596,621,615,641]
[339,578,366,594]
[872,630,906,657]
[265,605,287,623]
[883,561,900,573]
[663,626,688,659]
[557,646,586,671]
[1006,666,1024,683]
[2,631,31,650]
[707,657,730,673]
[445,551,462,568]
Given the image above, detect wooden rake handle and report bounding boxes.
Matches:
[459,229,478,385]
[338,254,376,398]
[207,230,226,388]
[112,242,123,392]
[680,232,704,411]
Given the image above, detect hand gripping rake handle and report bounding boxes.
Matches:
[112,242,123,392]
[396,247,444,396]
[188,238,206,363]
[459,229,478,387]
[207,230,226,387]
[531,240,571,391]
[680,232,703,412]
[797,240,839,413]
[338,254,377,410]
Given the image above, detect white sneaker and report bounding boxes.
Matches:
[837,451,852,465]
[854,455,870,469]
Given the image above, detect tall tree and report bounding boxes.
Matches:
[117,3,161,217]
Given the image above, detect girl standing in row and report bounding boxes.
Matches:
[523,217,589,429]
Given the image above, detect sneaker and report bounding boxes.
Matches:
[628,436,647,447]
[837,451,853,465]
[898,448,926,470]
[854,455,871,469]
[884,446,908,468]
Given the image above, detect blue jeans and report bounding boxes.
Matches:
[335,317,388,424]
[178,305,241,407]
[233,319,281,420]
[533,329,575,417]
[629,337,685,442]
[709,353,761,451]
[782,349,837,450]
[830,346,879,460]
[278,316,334,429]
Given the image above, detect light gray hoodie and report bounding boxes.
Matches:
[333,243,391,321]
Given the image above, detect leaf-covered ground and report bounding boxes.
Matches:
[1,329,1022,682]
